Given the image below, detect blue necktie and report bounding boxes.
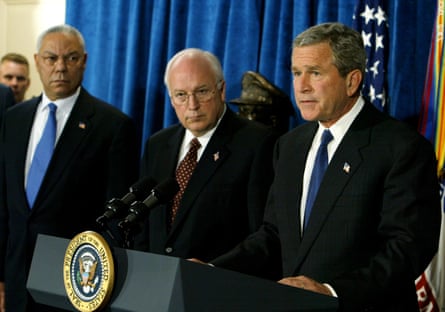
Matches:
[304,129,333,229]
[26,103,57,208]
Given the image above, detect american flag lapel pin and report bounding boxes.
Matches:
[213,152,220,162]
[343,162,351,174]
[78,121,86,129]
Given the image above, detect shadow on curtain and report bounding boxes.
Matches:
[65,0,435,150]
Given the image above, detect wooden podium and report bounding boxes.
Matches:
[27,234,338,311]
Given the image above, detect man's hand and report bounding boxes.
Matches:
[187,258,208,265]
[278,275,332,296]
[0,282,5,312]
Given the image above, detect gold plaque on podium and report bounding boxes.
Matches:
[63,231,115,312]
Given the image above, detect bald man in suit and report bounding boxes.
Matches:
[134,48,278,265]
[0,25,139,312]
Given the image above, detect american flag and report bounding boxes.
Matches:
[416,0,445,310]
[352,0,388,111]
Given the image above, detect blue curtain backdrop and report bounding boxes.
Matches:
[65,0,435,149]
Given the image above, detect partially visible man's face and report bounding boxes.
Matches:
[168,55,226,137]
[34,32,86,101]
[0,60,30,103]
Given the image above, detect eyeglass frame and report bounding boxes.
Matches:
[170,80,224,106]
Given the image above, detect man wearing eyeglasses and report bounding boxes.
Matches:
[134,48,280,269]
[0,25,139,311]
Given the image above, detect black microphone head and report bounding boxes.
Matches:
[119,178,179,231]
[152,178,179,203]
[129,176,157,200]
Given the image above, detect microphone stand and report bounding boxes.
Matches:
[96,198,128,248]
[117,178,179,249]
[117,200,149,249]
[96,217,122,247]
[118,219,142,249]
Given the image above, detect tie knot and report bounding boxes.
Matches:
[320,129,333,146]
[48,103,57,113]
[190,137,201,150]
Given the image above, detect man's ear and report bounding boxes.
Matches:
[346,69,362,96]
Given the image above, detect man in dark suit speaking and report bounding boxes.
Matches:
[0,25,139,311]
[192,23,441,312]
[133,48,278,264]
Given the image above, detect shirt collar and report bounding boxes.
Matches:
[40,87,81,113]
[317,96,364,141]
[184,104,227,145]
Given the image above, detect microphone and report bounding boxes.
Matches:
[118,178,179,230]
[96,176,156,227]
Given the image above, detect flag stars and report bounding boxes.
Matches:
[369,60,380,77]
[359,4,386,26]
[369,85,376,102]
[361,32,385,52]
[376,92,385,102]
[360,4,375,24]
[368,85,385,106]
[374,6,387,26]
[362,30,372,47]
[354,1,388,110]
[375,34,385,51]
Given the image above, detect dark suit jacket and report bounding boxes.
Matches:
[0,84,14,127]
[0,87,140,311]
[212,103,441,312]
[134,108,278,262]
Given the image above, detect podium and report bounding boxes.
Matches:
[27,234,338,311]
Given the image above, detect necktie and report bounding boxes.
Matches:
[304,129,333,229]
[170,137,201,225]
[26,103,58,208]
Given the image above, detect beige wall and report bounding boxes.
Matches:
[0,0,66,100]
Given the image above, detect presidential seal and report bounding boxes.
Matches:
[63,231,115,312]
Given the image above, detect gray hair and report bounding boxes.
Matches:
[164,48,224,92]
[293,22,366,78]
[36,24,86,53]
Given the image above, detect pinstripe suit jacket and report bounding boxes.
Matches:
[134,108,278,263]
[212,102,441,312]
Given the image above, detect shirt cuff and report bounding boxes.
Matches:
[323,283,338,297]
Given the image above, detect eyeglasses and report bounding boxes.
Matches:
[171,82,222,106]
[38,53,84,66]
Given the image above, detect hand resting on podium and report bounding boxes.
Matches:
[188,258,334,297]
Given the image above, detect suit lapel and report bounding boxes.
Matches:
[292,106,373,272]
[11,97,40,213]
[168,111,234,233]
[146,127,184,242]
[164,128,184,175]
[31,89,94,210]
[280,124,317,254]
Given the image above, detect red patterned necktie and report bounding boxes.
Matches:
[170,137,201,225]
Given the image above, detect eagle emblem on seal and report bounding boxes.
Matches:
[78,252,99,294]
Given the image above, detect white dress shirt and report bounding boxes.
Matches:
[24,87,80,186]
[300,97,365,231]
